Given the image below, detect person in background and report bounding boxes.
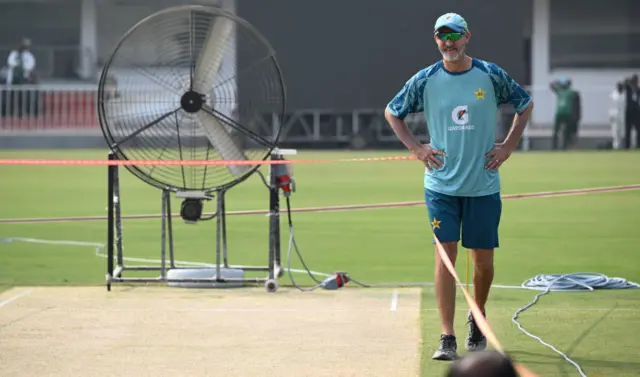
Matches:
[609,81,626,150]
[550,77,581,150]
[624,74,640,149]
[6,38,36,85]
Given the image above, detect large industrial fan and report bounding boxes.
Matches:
[99,5,290,292]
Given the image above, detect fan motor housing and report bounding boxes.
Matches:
[180,198,204,223]
[180,91,205,113]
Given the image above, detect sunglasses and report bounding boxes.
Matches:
[436,31,464,41]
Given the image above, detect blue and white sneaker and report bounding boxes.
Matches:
[432,334,458,361]
[466,310,487,351]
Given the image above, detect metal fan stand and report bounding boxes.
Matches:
[100,5,290,293]
[105,148,295,293]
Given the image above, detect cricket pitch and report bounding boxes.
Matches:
[0,286,421,377]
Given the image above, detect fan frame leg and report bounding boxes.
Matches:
[104,151,287,291]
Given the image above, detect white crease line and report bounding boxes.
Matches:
[390,289,399,311]
[0,289,32,308]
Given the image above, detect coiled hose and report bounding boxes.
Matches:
[513,273,640,377]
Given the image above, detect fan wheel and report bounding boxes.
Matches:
[97,5,286,192]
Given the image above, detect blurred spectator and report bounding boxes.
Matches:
[609,81,626,149]
[624,74,640,149]
[2,38,40,118]
[445,350,519,377]
[550,77,581,150]
[6,38,36,85]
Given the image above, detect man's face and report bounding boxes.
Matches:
[434,27,469,62]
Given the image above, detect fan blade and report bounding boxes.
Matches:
[195,112,250,177]
[194,16,232,93]
[193,16,247,176]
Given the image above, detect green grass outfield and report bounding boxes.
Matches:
[1,149,640,377]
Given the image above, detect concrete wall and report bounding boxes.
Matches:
[530,0,640,129]
[237,0,531,112]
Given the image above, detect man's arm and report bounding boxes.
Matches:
[23,51,35,71]
[7,51,18,67]
[384,108,423,153]
[502,101,533,151]
[385,70,444,169]
[385,70,426,153]
[491,65,534,151]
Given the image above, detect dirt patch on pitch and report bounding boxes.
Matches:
[0,286,421,377]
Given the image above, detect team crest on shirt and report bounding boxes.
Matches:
[449,105,474,131]
[474,88,485,100]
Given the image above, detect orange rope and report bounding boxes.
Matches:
[433,234,539,377]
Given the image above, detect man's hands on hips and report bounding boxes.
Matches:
[411,144,445,172]
[484,142,515,171]
[485,101,533,171]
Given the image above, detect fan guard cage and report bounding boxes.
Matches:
[98,5,286,192]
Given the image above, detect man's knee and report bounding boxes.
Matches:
[436,241,458,267]
[471,249,494,270]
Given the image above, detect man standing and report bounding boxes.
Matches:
[609,81,626,150]
[6,38,36,85]
[550,78,581,150]
[624,74,640,149]
[384,13,533,361]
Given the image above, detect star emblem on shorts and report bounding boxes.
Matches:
[431,217,441,229]
[474,88,485,100]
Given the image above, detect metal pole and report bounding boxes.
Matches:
[160,190,167,280]
[114,159,124,268]
[221,189,229,268]
[268,155,280,279]
[167,191,175,269]
[107,152,115,291]
[215,190,222,280]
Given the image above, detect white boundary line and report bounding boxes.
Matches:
[3,237,639,292]
[0,289,32,308]
[390,290,399,311]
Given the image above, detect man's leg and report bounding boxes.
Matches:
[612,118,621,149]
[435,241,458,335]
[561,118,572,149]
[633,114,640,148]
[425,188,462,361]
[552,115,561,150]
[568,119,579,149]
[471,249,494,313]
[461,192,502,351]
[624,112,632,149]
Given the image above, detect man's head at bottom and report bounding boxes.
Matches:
[446,350,519,377]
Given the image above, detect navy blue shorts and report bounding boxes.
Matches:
[424,188,502,249]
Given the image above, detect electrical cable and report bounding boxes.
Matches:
[282,195,441,290]
[284,196,328,292]
[511,273,640,377]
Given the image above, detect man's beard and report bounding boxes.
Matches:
[440,44,466,62]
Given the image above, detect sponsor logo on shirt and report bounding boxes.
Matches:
[450,105,474,131]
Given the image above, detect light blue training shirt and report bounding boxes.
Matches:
[387,58,532,197]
